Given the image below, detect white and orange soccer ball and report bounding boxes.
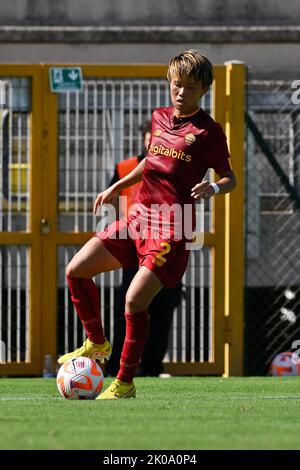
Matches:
[270,351,300,376]
[56,357,104,399]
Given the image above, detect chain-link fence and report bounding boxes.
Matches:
[245,78,300,375]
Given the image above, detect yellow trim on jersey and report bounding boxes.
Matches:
[173,107,200,119]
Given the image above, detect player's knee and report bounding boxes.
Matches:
[125,293,145,313]
[66,262,78,279]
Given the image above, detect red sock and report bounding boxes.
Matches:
[117,311,149,383]
[66,275,106,344]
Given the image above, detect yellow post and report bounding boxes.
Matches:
[211,66,227,371]
[224,62,246,376]
[40,65,59,364]
[30,66,44,373]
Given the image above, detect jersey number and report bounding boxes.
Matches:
[153,242,171,267]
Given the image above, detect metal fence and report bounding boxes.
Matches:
[245,78,300,375]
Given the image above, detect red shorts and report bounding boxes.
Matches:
[94,216,189,288]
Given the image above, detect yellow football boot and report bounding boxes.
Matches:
[57,338,112,365]
[96,379,136,400]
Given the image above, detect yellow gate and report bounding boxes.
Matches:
[0,64,244,376]
[0,66,43,374]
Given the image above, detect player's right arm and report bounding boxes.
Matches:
[93,158,145,214]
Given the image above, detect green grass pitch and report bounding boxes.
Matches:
[0,376,300,450]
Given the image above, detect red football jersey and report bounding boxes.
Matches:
[131,106,232,239]
[98,108,232,283]
[136,106,232,208]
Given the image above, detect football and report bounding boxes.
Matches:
[56,357,104,399]
[270,351,300,376]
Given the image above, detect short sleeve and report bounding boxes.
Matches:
[208,124,232,175]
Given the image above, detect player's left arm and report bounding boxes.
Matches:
[192,122,237,200]
[191,170,236,200]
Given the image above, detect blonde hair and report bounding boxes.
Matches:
[167,50,214,88]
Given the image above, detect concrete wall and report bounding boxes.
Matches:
[0,42,299,80]
[0,0,300,26]
[0,1,299,78]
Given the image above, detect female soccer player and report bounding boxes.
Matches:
[58,50,236,399]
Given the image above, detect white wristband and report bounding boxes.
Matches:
[210,182,220,194]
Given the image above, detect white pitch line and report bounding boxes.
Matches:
[0,396,61,401]
[231,396,300,400]
[1,395,300,401]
